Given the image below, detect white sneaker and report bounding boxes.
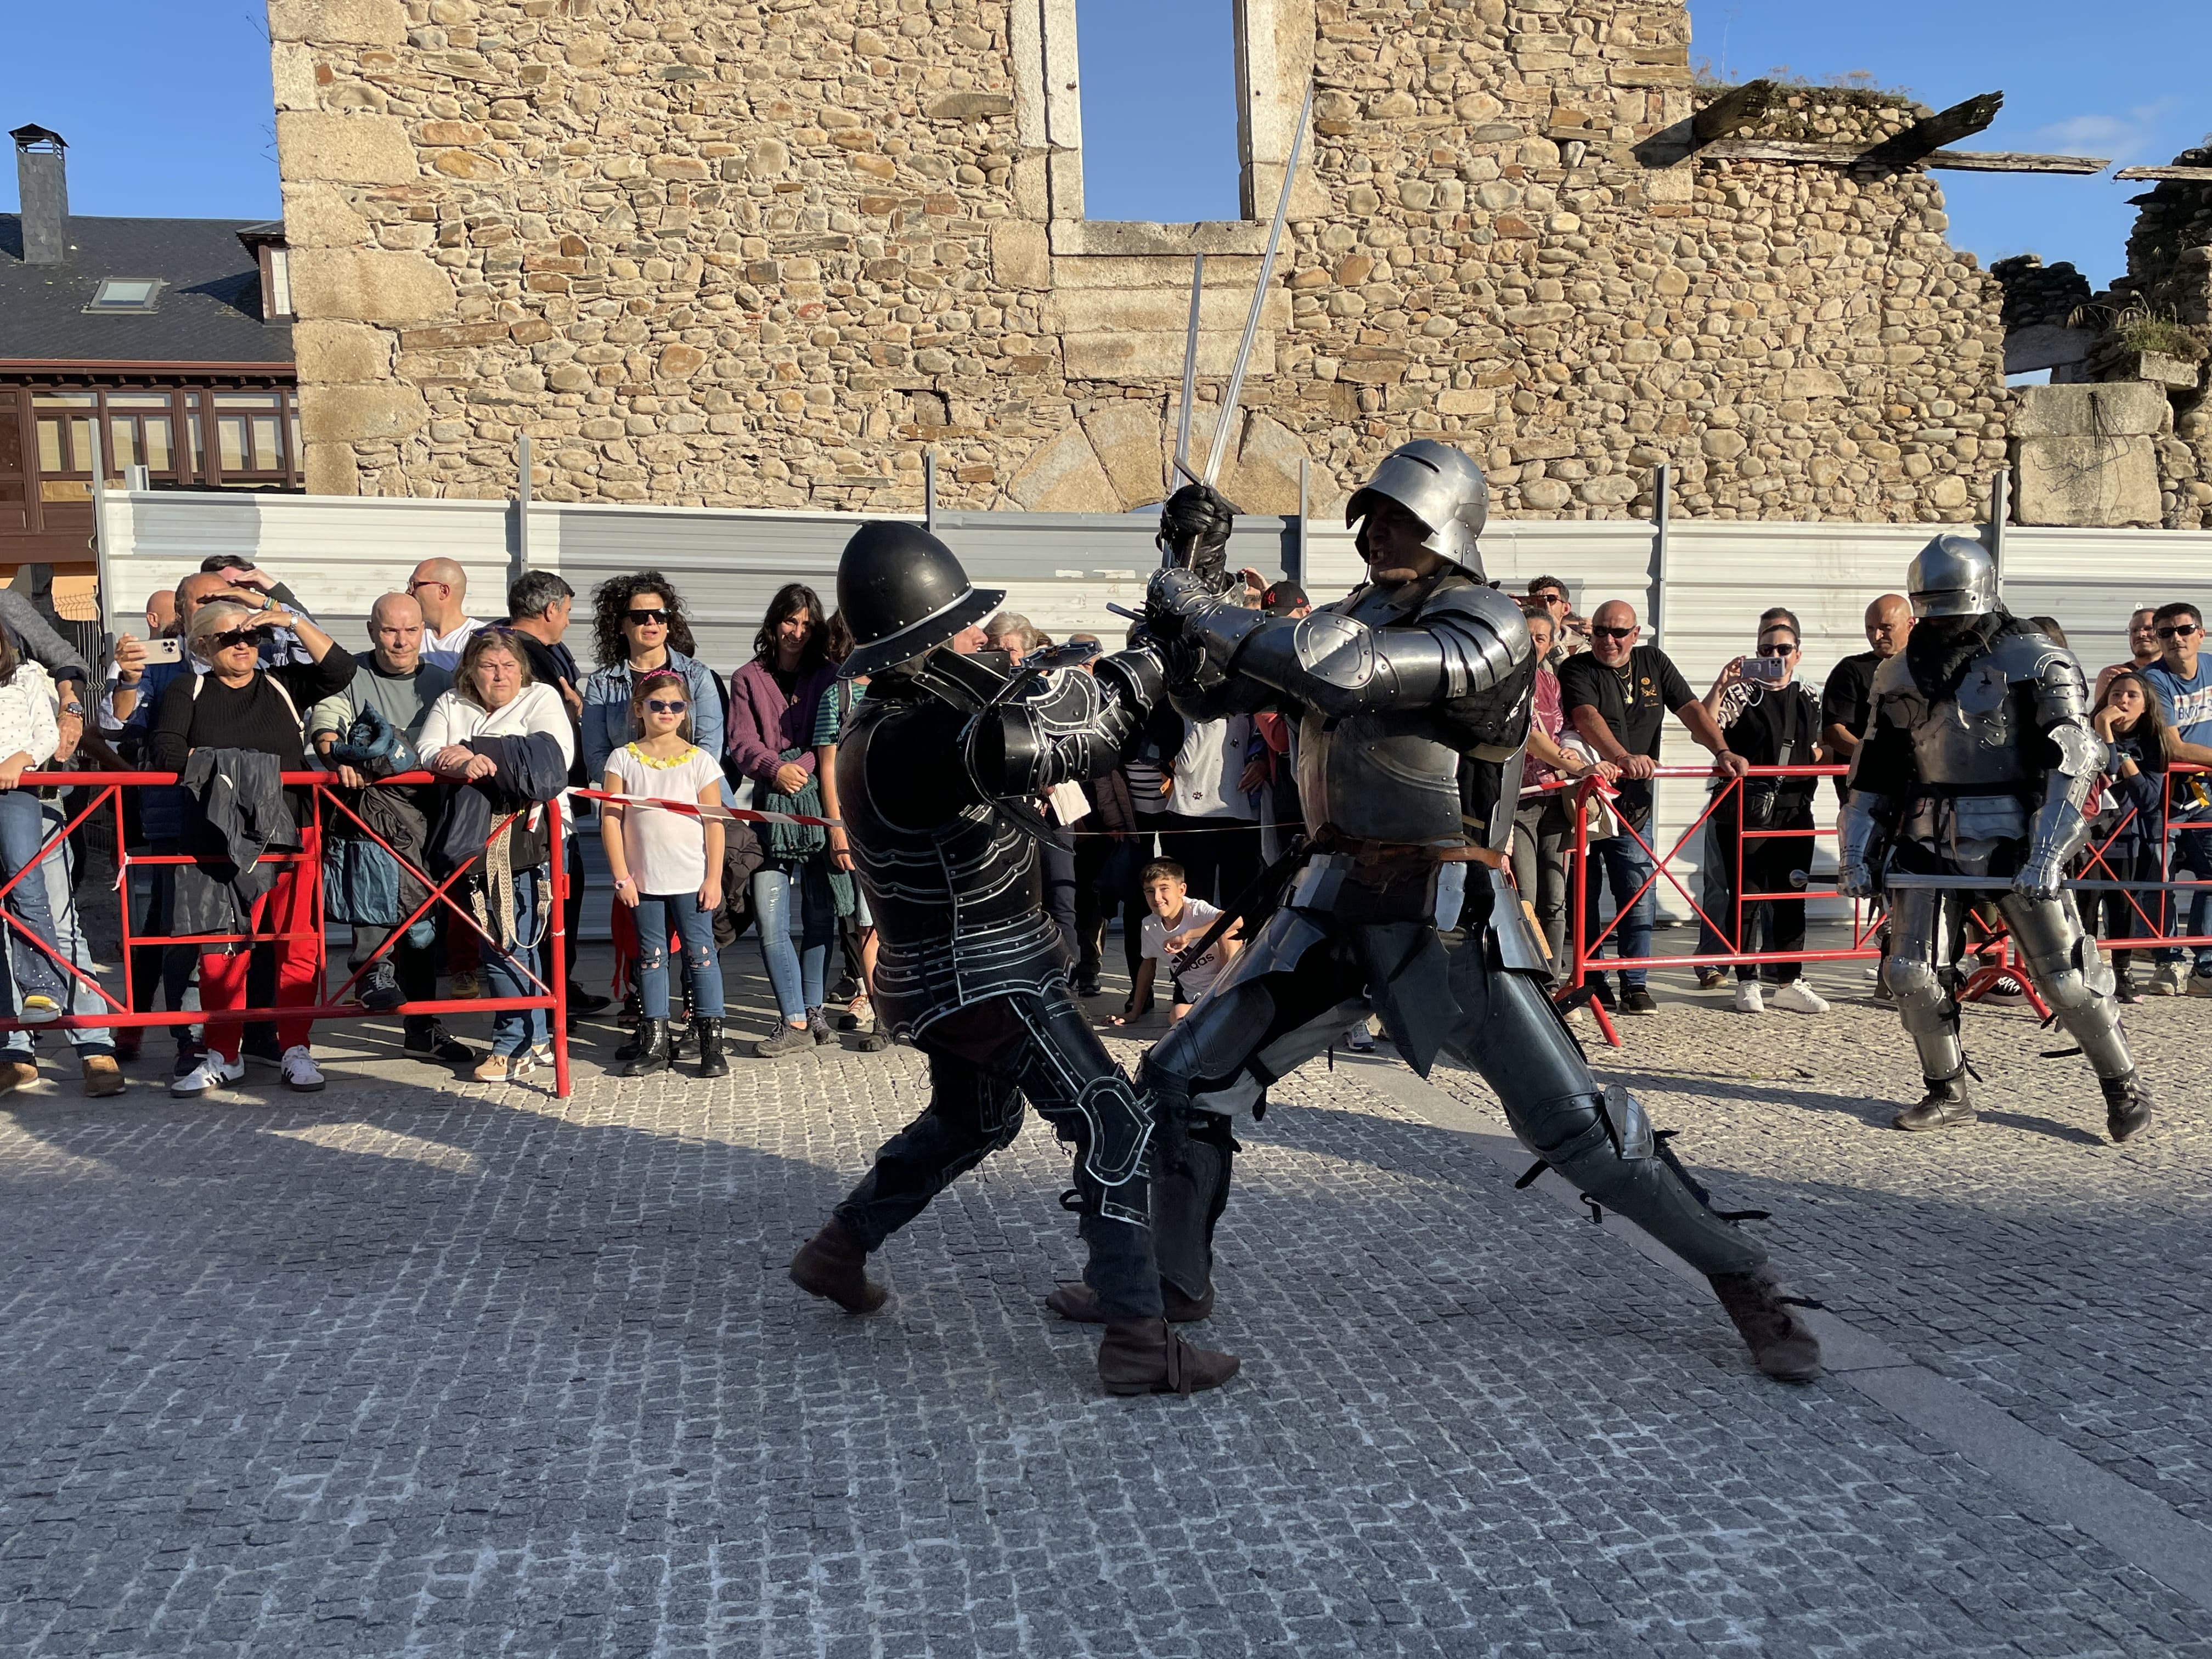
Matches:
[1770,980,1831,1015]
[280,1045,325,1093]
[2143,962,2187,997]
[171,1053,247,1098]
[1734,981,1764,1014]
[1342,1019,1375,1052]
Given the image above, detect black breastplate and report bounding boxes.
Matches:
[837,698,1068,1033]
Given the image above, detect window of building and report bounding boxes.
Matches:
[84,278,163,313]
[1074,0,1243,222]
[266,247,294,321]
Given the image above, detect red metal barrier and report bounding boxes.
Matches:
[0,771,571,1097]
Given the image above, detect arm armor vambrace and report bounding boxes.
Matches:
[962,644,1167,799]
[2027,718,2106,872]
[1837,790,1895,878]
[1182,591,1526,720]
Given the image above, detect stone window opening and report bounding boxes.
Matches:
[1012,0,1316,256]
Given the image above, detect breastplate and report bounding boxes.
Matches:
[1884,658,2034,844]
[1293,582,1531,844]
[837,702,1066,1031]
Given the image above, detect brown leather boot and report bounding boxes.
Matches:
[788,1217,887,1314]
[1096,1317,1239,1396]
[1708,1267,1824,1383]
[1047,1279,1214,1323]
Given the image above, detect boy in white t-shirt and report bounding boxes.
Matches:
[1113,859,1240,1026]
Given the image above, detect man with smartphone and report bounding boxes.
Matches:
[1696,612,1828,1014]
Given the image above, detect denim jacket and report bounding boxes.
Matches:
[579,649,731,803]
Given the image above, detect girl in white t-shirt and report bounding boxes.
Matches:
[601,671,727,1078]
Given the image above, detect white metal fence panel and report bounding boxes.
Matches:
[2000,527,2212,678]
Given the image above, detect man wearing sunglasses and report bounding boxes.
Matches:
[1695,614,1828,1014]
[2141,602,2212,996]
[1557,600,1748,1017]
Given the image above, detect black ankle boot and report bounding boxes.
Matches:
[2101,1069,2154,1143]
[621,1019,671,1077]
[615,1017,649,1063]
[1894,1071,1974,1131]
[669,1013,693,1060]
[694,1018,729,1078]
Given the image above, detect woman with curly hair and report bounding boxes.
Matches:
[579,571,727,786]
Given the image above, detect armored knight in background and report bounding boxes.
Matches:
[1839,534,2154,1142]
[786,522,1237,1397]
[1094,440,1823,1383]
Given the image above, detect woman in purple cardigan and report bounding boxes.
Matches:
[727,583,840,1057]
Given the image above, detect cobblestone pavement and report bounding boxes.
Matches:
[0,946,2208,1657]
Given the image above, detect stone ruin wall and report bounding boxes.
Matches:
[269,0,2016,524]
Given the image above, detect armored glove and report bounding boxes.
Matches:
[1835,857,1883,902]
[1144,566,1213,641]
[1156,482,1235,587]
[2012,849,2066,903]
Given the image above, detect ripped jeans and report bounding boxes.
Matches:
[634,891,725,1020]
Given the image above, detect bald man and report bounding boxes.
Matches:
[1821,595,1914,787]
[407,557,484,670]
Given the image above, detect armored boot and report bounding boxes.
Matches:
[620,1019,671,1077]
[1047,1279,1214,1324]
[1096,1317,1239,1396]
[788,1216,887,1313]
[2101,1069,2153,1143]
[693,1018,730,1079]
[1893,1071,1974,1132]
[1707,1267,1825,1383]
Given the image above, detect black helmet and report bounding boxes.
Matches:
[836,521,1006,678]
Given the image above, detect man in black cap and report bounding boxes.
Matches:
[787,521,1238,1397]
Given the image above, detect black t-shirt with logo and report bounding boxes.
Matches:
[1557,645,1694,826]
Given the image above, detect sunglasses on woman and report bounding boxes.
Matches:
[625,607,670,625]
[644,698,689,715]
[211,627,272,652]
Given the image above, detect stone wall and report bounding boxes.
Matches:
[270,0,2015,524]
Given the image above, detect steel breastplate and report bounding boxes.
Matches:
[838,702,1066,1031]
[1294,579,1532,844]
[1882,658,2036,845]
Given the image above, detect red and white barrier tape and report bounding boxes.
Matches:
[571,787,839,828]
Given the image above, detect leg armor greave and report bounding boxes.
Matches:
[1442,949,1765,1276]
[1884,888,1966,1081]
[1149,1096,1235,1304]
[1999,891,2135,1081]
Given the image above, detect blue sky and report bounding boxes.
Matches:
[5,2,2207,290]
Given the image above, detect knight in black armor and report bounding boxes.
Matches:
[786,522,1239,1397]
[1056,440,1824,1383]
[1839,534,2154,1142]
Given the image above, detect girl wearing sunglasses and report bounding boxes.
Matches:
[601,672,729,1077]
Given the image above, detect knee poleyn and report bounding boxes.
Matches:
[1884,957,1942,1002]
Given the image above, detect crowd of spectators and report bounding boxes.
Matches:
[0,546,2188,1104]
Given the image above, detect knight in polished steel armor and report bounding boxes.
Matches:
[1839,533,2154,1142]
[1086,440,1824,1383]
[786,522,1238,1397]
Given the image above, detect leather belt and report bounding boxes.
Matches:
[1318,833,1508,871]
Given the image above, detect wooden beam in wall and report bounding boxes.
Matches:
[1690,80,1776,146]
[2113,165,2212,182]
[1700,137,2109,176]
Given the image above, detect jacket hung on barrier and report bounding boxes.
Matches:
[171,748,299,945]
[431,732,570,951]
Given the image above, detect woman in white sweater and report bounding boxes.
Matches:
[418,629,575,1080]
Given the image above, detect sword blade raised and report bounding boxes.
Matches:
[1202,78,1314,488]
